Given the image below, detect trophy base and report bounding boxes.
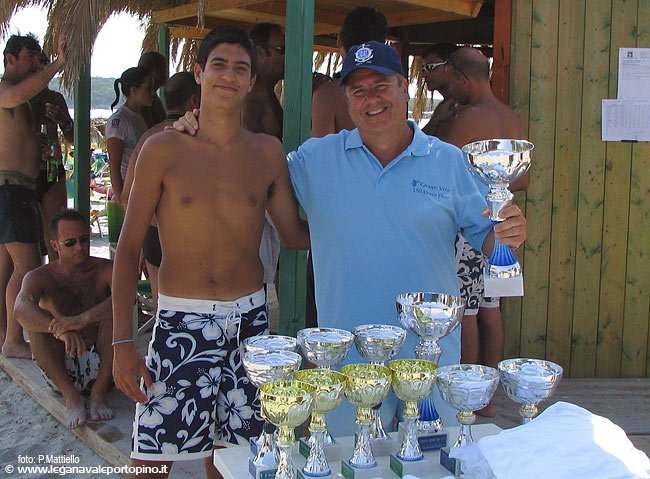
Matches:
[439,446,461,476]
[397,423,447,451]
[249,437,261,456]
[298,436,342,462]
[297,469,335,479]
[341,460,382,479]
[248,457,277,479]
[484,266,524,297]
[389,453,434,478]
[353,432,399,458]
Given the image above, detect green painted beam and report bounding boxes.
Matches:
[73,62,91,218]
[158,23,170,108]
[278,0,314,337]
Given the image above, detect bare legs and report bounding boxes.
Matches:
[89,318,114,421]
[40,180,67,261]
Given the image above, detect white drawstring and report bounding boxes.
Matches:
[225,305,243,346]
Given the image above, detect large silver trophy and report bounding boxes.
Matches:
[435,364,500,476]
[396,292,465,451]
[352,324,407,446]
[462,139,534,296]
[242,350,302,479]
[498,358,563,424]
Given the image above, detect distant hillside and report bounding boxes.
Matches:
[48,77,117,110]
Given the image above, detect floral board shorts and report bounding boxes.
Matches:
[454,232,500,316]
[131,289,268,461]
[41,345,100,396]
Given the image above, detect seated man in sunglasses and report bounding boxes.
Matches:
[14,208,114,430]
[420,43,461,136]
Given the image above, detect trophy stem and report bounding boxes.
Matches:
[309,412,334,446]
[519,403,538,424]
[417,394,443,432]
[253,420,278,466]
[276,444,296,479]
[488,225,520,267]
[370,403,388,440]
[350,422,376,468]
[486,185,514,222]
[453,410,476,448]
[303,429,330,477]
[397,415,423,461]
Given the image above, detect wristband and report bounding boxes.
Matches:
[111,339,134,346]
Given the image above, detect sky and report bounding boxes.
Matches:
[0,5,146,78]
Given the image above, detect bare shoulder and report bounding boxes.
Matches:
[138,129,189,164]
[22,263,53,290]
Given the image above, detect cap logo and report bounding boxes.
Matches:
[354,45,373,64]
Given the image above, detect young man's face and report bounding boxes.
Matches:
[421,53,448,94]
[52,220,90,266]
[194,42,255,108]
[8,47,41,80]
[344,68,409,137]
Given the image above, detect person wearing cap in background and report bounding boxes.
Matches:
[173,41,528,436]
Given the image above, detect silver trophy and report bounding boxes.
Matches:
[242,350,302,479]
[353,324,406,442]
[436,364,500,476]
[242,334,298,353]
[498,358,563,424]
[462,139,534,281]
[297,327,355,370]
[396,292,465,449]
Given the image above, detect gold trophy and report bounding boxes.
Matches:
[340,364,392,479]
[294,370,347,478]
[386,359,437,478]
[260,381,316,479]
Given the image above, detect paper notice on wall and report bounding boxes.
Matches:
[602,100,650,141]
[618,48,650,100]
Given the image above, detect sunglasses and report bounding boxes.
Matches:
[58,234,90,247]
[421,60,447,73]
[267,45,285,55]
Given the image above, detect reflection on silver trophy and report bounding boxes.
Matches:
[396,292,465,445]
[297,327,355,370]
[462,139,533,281]
[498,358,563,424]
[241,334,298,354]
[353,324,407,441]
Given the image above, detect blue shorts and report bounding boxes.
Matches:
[131,289,268,461]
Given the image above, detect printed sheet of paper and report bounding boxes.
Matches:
[602,100,650,141]
[617,48,650,100]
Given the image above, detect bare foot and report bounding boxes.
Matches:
[476,400,496,418]
[89,396,114,421]
[1,341,32,359]
[65,398,87,429]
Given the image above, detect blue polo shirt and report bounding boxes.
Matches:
[287,121,492,434]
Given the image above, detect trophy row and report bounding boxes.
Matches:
[241,292,563,479]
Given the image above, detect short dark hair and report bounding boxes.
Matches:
[421,43,460,62]
[249,23,283,54]
[164,72,200,111]
[111,66,151,110]
[195,25,257,77]
[340,6,387,53]
[448,47,490,81]
[50,208,88,240]
[138,51,169,87]
[3,34,41,67]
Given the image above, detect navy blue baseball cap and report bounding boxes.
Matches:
[340,41,405,85]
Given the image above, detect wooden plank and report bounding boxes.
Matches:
[389,0,483,17]
[170,25,212,39]
[545,0,585,374]
[492,0,512,104]
[518,0,559,360]
[595,0,637,378]
[501,0,532,359]
[152,0,268,23]
[384,9,463,26]
[212,7,338,35]
[570,0,611,378]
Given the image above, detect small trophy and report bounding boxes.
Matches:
[353,324,406,455]
[462,139,534,297]
[340,364,392,479]
[498,358,563,424]
[435,364,500,476]
[293,369,347,478]
[386,359,437,478]
[242,334,299,353]
[297,327,355,370]
[260,381,316,479]
[396,292,465,451]
[242,350,303,479]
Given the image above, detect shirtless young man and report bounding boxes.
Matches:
[111,26,309,478]
[14,208,113,429]
[0,34,66,358]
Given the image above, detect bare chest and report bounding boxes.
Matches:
[43,280,108,318]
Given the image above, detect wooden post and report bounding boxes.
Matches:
[278,0,314,337]
[73,62,91,218]
[158,23,170,108]
[492,0,512,104]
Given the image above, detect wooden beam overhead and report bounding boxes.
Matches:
[387,0,483,18]
[152,0,268,23]
[384,9,463,26]
[169,25,212,39]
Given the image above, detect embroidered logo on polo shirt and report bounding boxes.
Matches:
[412,179,450,199]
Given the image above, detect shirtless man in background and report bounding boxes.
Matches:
[0,34,66,358]
[14,209,113,429]
[112,26,308,478]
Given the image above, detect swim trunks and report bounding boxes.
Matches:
[0,171,42,245]
[142,225,161,268]
[41,344,101,396]
[35,164,66,201]
[454,232,500,316]
[131,289,269,461]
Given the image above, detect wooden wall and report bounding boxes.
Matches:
[504,0,650,377]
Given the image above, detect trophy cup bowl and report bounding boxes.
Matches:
[260,381,316,479]
[242,350,302,474]
[242,334,298,353]
[293,369,347,477]
[340,364,392,471]
[353,324,407,441]
[498,358,563,424]
[462,139,534,280]
[396,292,465,436]
[297,327,355,369]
